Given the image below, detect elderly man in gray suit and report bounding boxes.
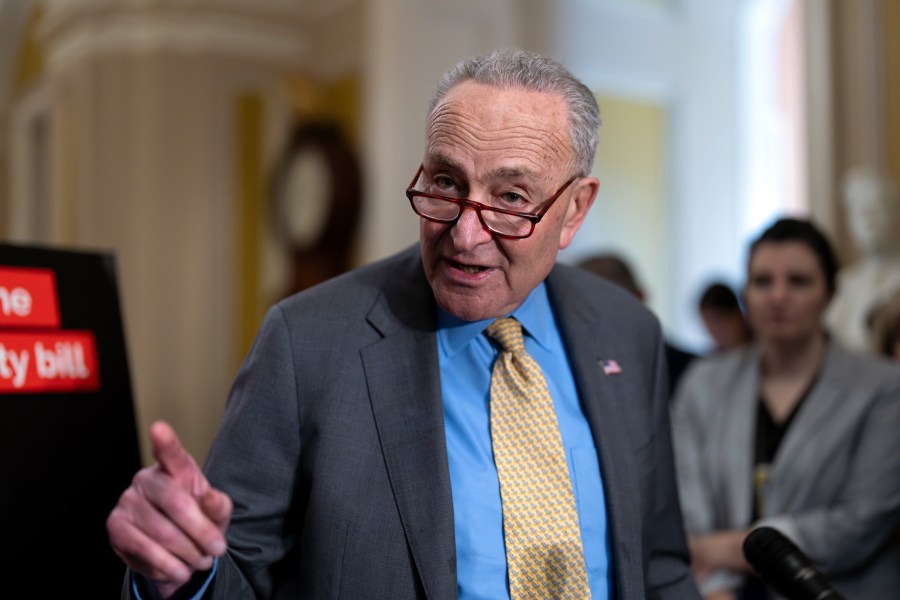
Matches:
[107,48,700,600]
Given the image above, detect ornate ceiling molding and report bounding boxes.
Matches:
[38,0,358,73]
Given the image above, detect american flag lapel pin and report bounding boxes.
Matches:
[600,359,622,375]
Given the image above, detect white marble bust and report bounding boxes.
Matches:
[826,166,900,352]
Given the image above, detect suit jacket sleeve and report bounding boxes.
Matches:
[120,304,300,599]
[644,328,703,600]
[670,358,746,595]
[204,302,304,597]
[135,246,453,600]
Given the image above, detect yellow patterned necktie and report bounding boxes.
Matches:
[486,317,591,599]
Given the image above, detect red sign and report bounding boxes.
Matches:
[0,267,61,329]
[0,331,100,393]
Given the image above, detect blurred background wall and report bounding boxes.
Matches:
[1,0,898,464]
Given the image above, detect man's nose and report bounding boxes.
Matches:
[450,206,492,250]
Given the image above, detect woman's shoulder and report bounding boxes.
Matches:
[824,340,900,388]
[682,345,754,384]
[673,345,758,413]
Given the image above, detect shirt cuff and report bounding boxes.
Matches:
[131,557,218,600]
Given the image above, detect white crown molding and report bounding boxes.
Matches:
[38,2,354,74]
[42,0,358,25]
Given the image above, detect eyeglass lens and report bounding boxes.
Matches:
[410,195,533,237]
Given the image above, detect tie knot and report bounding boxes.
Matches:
[486,318,526,354]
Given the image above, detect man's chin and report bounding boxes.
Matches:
[438,302,493,322]
[434,289,511,323]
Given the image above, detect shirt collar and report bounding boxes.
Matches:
[436,282,556,357]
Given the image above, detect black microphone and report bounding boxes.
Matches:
[742,526,846,600]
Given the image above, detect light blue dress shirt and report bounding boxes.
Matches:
[438,282,611,600]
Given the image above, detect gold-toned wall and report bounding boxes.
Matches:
[885,0,900,185]
[829,0,899,263]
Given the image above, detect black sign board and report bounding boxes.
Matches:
[0,243,141,593]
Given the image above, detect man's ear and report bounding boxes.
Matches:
[559,177,599,249]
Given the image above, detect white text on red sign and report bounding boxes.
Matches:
[0,267,61,328]
[0,331,100,393]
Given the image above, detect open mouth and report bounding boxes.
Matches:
[452,260,488,275]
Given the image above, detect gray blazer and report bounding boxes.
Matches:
[672,341,900,599]
[127,246,698,599]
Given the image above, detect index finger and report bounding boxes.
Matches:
[149,420,198,478]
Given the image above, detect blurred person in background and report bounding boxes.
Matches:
[578,252,697,398]
[672,217,900,600]
[697,282,751,353]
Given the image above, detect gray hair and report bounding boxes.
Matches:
[427,48,601,178]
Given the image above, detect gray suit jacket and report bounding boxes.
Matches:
[127,245,698,599]
[672,341,900,599]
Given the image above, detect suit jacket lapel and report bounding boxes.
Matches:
[360,254,457,600]
[547,269,644,600]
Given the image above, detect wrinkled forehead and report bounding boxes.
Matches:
[425,82,574,175]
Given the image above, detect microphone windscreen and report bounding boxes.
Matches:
[742,527,846,600]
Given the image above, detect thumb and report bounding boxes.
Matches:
[200,487,233,531]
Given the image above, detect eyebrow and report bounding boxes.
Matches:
[492,166,536,181]
[426,155,539,183]
[428,154,463,172]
